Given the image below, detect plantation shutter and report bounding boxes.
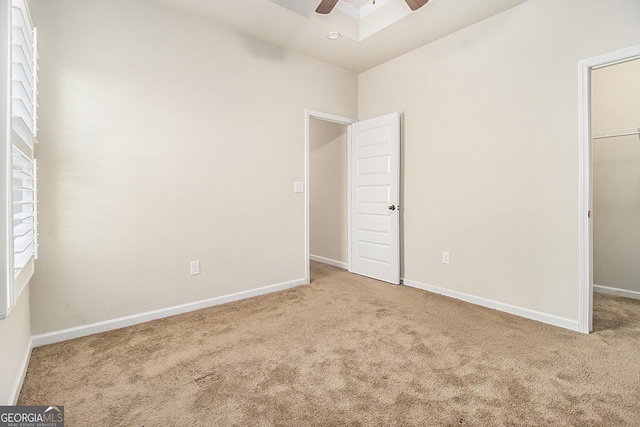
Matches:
[4,0,38,316]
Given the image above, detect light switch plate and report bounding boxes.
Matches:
[294,181,304,193]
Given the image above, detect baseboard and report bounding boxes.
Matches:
[594,284,640,300]
[32,278,307,348]
[401,278,580,332]
[310,254,348,270]
[9,337,32,405]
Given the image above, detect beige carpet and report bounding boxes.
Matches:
[19,262,640,426]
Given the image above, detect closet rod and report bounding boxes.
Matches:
[592,128,640,140]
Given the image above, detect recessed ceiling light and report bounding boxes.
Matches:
[327,31,340,40]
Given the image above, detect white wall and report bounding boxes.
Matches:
[29,0,357,334]
[0,286,31,404]
[359,0,640,323]
[309,118,348,265]
[592,59,640,294]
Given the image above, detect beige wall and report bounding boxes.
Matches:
[309,118,348,264]
[29,0,357,334]
[358,0,640,321]
[592,59,640,293]
[592,59,640,133]
[0,287,31,404]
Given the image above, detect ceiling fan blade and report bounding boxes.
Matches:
[315,0,340,14]
[404,0,429,11]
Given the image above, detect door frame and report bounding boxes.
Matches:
[577,45,640,333]
[304,109,357,284]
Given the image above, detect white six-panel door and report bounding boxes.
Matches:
[350,113,400,284]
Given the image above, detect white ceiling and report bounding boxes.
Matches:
[155,0,528,73]
[346,0,376,7]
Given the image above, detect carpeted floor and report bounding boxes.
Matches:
[19,262,640,426]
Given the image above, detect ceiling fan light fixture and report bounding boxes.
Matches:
[316,0,429,15]
[327,31,341,40]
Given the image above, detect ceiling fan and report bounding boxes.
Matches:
[316,0,429,14]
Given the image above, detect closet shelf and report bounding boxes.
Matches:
[592,127,640,140]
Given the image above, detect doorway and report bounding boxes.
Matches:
[591,59,640,305]
[304,110,401,285]
[304,110,356,284]
[578,45,640,333]
[309,117,350,270]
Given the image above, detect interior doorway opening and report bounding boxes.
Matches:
[304,110,401,285]
[304,110,356,284]
[591,59,640,306]
[309,117,349,270]
[578,45,640,333]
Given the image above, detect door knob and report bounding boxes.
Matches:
[389,205,396,211]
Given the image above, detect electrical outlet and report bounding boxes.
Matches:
[190,260,200,275]
[442,252,450,265]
